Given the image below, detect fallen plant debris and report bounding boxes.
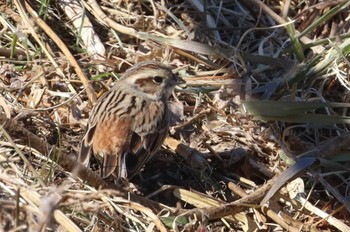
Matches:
[0,0,350,231]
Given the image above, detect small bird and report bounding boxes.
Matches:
[79,61,183,179]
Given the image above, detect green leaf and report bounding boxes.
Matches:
[160,216,189,228]
[243,101,350,124]
[91,72,115,81]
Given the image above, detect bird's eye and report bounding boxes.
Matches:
[153,76,163,84]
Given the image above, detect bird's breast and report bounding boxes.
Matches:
[132,99,166,135]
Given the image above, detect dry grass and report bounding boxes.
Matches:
[0,0,350,231]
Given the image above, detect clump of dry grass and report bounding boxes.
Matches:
[0,0,350,231]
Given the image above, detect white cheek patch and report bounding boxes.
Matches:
[140,91,159,100]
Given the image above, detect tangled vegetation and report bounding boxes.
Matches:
[0,0,349,231]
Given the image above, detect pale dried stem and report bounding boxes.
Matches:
[23,1,97,103]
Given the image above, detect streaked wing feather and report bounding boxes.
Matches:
[102,154,118,178]
[78,124,96,166]
[79,142,92,166]
[129,132,143,154]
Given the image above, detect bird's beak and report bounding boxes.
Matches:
[174,75,185,86]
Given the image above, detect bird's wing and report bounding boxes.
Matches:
[78,92,107,166]
[127,114,169,178]
[78,123,96,166]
